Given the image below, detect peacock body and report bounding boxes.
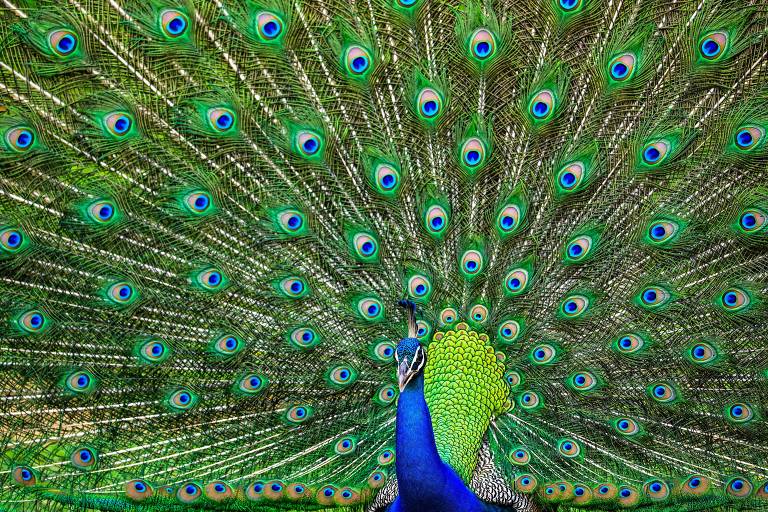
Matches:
[1,0,768,510]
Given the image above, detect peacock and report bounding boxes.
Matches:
[1,0,768,510]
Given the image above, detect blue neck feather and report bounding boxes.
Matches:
[391,372,485,512]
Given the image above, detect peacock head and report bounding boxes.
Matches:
[395,337,425,391]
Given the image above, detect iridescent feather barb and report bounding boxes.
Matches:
[0,0,768,511]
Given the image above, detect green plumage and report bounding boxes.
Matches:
[0,0,767,511]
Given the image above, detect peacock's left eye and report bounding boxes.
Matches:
[207,108,236,132]
[48,29,78,56]
[417,88,443,119]
[5,127,35,152]
[256,12,284,41]
[160,10,189,38]
[469,28,496,61]
[529,90,554,120]
[699,31,727,61]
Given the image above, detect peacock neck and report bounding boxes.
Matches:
[395,372,484,512]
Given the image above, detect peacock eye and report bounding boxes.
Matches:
[417,88,443,120]
[375,163,401,193]
[104,112,133,137]
[504,268,529,295]
[160,10,189,38]
[529,90,554,120]
[641,140,670,166]
[5,127,36,152]
[469,28,496,61]
[557,161,585,191]
[48,29,78,56]
[424,205,448,235]
[699,31,728,61]
[560,295,589,318]
[345,46,372,76]
[609,53,636,81]
[177,482,202,503]
[207,107,236,132]
[295,130,322,158]
[256,12,284,42]
[460,137,487,169]
[407,274,431,299]
[168,388,197,411]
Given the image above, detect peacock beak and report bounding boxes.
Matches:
[398,359,416,392]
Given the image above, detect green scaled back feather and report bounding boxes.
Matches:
[0,0,768,511]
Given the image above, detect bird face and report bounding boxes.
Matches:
[395,337,425,391]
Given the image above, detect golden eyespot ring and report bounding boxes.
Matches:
[345,46,371,75]
[609,53,636,81]
[469,28,496,60]
[557,161,585,190]
[505,268,529,295]
[460,250,483,275]
[469,304,488,323]
[357,298,382,319]
[529,90,554,119]
[256,12,283,41]
[407,275,431,298]
[440,307,458,325]
[160,10,189,38]
[425,205,448,233]
[565,235,592,261]
[641,140,670,166]
[497,205,521,232]
[6,127,35,152]
[558,439,580,457]
[614,417,640,436]
[417,88,442,119]
[498,320,521,343]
